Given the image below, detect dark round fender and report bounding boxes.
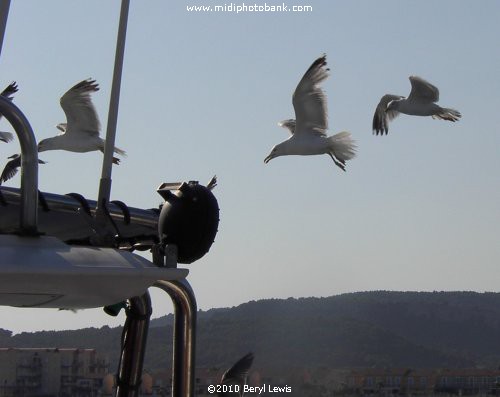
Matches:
[157,181,219,264]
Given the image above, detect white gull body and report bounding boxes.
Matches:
[264,55,356,171]
[373,76,461,135]
[37,79,126,164]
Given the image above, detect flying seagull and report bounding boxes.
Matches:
[218,353,254,396]
[206,175,217,190]
[37,79,126,164]
[0,154,46,185]
[373,76,461,135]
[264,54,356,171]
[0,82,19,143]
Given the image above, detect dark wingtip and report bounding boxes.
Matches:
[306,54,328,74]
[372,113,388,136]
[222,352,255,382]
[1,81,18,99]
[233,352,254,370]
[316,53,327,67]
[7,81,18,93]
[241,352,254,362]
[71,78,99,93]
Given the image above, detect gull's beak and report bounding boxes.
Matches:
[264,153,274,164]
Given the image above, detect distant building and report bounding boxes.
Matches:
[347,368,436,395]
[346,368,500,396]
[434,368,500,395]
[147,367,220,396]
[0,347,109,397]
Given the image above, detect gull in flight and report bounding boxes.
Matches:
[0,82,19,143]
[373,76,461,135]
[264,54,356,171]
[0,154,46,185]
[37,79,126,163]
[218,353,254,396]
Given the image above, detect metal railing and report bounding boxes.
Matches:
[0,97,39,235]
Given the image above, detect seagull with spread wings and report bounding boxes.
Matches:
[218,353,254,397]
[37,79,126,163]
[373,76,461,135]
[0,82,19,143]
[0,154,47,185]
[264,54,356,172]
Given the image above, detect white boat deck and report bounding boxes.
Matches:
[0,235,187,309]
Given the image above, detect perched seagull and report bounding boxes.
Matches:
[264,55,356,171]
[373,76,462,135]
[0,82,19,143]
[0,154,46,185]
[37,79,126,163]
[218,353,254,397]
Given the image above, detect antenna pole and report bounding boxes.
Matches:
[96,0,130,226]
[0,0,11,60]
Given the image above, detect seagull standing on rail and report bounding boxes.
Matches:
[264,54,356,171]
[372,76,461,135]
[0,82,19,143]
[37,79,126,163]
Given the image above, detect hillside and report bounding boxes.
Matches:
[2,291,500,370]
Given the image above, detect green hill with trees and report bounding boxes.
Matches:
[2,291,500,370]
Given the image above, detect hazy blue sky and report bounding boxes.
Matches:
[0,0,499,333]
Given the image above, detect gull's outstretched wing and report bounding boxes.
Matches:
[219,353,254,396]
[1,81,18,101]
[206,175,217,190]
[0,82,19,142]
[407,76,439,103]
[292,55,329,136]
[60,79,101,137]
[0,154,20,184]
[0,154,47,184]
[372,94,404,135]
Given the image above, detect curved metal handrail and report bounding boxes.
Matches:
[155,279,197,397]
[0,96,38,234]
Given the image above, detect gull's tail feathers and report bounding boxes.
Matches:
[328,131,357,172]
[432,108,461,122]
[113,146,127,157]
[99,143,127,164]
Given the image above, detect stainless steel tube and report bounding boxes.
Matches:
[0,97,38,234]
[115,292,152,397]
[0,0,11,59]
[97,0,130,210]
[154,279,197,397]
